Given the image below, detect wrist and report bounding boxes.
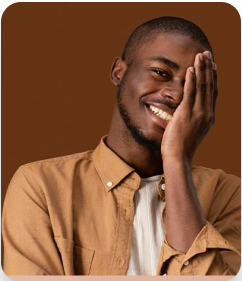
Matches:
[162,155,192,166]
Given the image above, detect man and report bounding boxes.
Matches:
[2,16,241,276]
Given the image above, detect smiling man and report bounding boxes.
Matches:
[2,16,241,276]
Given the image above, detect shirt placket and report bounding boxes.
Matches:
[157,174,167,275]
[107,173,140,275]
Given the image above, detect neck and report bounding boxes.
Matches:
[106,108,163,178]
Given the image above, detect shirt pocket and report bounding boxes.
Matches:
[54,236,95,275]
[73,245,95,275]
[54,236,75,275]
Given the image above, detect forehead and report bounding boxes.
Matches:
[136,33,207,68]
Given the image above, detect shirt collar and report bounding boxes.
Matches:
[93,136,198,194]
[93,135,135,192]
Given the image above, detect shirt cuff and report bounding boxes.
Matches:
[157,220,240,275]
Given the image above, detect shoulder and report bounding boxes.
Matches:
[19,150,94,174]
[8,150,95,196]
[192,165,240,186]
[23,150,94,166]
[192,165,240,201]
[191,166,240,223]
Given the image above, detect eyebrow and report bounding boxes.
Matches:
[149,56,180,71]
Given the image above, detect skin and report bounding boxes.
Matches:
[106,33,218,253]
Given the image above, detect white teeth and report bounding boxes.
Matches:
[149,105,172,121]
[161,112,168,119]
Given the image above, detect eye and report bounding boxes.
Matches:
[152,69,170,79]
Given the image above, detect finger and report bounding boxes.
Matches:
[203,51,214,112]
[182,66,196,113]
[212,62,218,114]
[193,53,206,111]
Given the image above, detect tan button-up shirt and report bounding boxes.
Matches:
[2,136,241,275]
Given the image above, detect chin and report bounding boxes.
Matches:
[132,128,162,151]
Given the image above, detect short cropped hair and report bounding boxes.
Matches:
[121,16,213,65]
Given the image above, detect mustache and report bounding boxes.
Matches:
[147,99,179,110]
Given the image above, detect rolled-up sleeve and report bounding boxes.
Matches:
[157,171,241,276]
[158,221,240,275]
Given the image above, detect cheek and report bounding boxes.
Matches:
[136,72,166,95]
[122,69,167,110]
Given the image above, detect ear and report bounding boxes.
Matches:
[110,57,127,86]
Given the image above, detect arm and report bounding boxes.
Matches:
[159,51,240,275]
[159,165,241,275]
[2,165,65,275]
[164,159,205,252]
[162,51,215,253]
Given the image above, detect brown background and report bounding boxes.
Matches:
[1,1,241,268]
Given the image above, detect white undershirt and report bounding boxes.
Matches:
[127,175,165,275]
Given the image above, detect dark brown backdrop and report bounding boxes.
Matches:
[1,3,240,213]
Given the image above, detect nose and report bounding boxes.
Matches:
[161,80,184,104]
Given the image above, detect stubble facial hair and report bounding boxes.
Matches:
[116,71,161,152]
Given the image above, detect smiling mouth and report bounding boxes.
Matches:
[148,105,172,122]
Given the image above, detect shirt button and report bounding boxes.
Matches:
[161,183,165,190]
[183,260,190,266]
[106,181,113,187]
[116,257,125,267]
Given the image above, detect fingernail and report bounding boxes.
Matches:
[212,62,217,70]
[206,51,212,60]
[199,54,204,61]
[189,67,195,73]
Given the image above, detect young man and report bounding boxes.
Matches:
[2,16,241,276]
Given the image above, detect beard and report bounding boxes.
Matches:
[116,72,161,152]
